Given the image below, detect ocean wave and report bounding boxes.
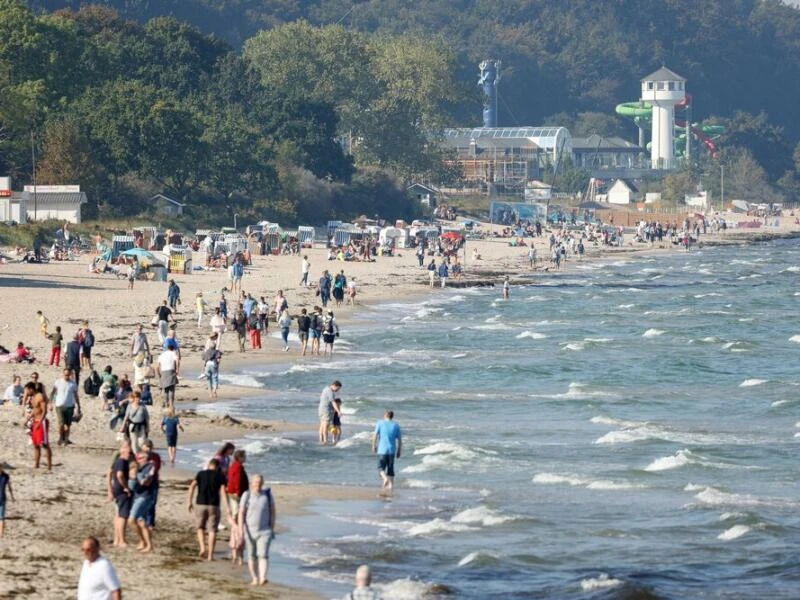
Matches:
[790,335,800,344]
[739,378,767,387]
[533,472,643,491]
[687,484,799,509]
[718,524,751,541]
[642,328,665,337]
[407,518,477,537]
[644,449,693,471]
[516,330,548,339]
[470,323,514,331]
[457,551,499,567]
[404,441,494,474]
[584,337,612,343]
[617,303,635,308]
[580,574,623,591]
[377,577,441,599]
[404,479,435,489]
[561,342,585,351]
[694,292,723,298]
[217,373,264,388]
[531,382,617,401]
[334,431,372,449]
[241,436,297,455]
[451,506,516,526]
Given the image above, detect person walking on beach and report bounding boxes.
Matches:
[131,448,156,553]
[296,308,311,356]
[239,474,276,586]
[318,380,341,445]
[318,270,332,307]
[78,536,122,600]
[231,258,244,295]
[310,306,323,355]
[427,259,436,288]
[111,443,133,547]
[37,310,50,337]
[66,334,82,386]
[203,345,221,399]
[350,564,382,600]
[372,410,402,497]
[322,310,339,357]
[51,368,81,446]
[156,341,180,407]
[154,300,174,345]
[121,391,149,453]
[196,292,207,327]
[210,308,225,350]
[439,260,450,287]
[231,305,248,353]
[30,393,52,471]
[278,309,292,352]
[347,277,357,306]
[528,246,536,268]
[257,296,269,334]
[0,461,15,537]
[130,324,151,362]
[502,276,510,300]
[79,321,95,370]
[48,325,63,367]
[187,457,232,561]
[300,255,310,286]
[161,406,183,465]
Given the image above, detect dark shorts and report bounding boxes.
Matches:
[378,453,395,477]
[323,333,336,344]
[56,406,74,427]
[116,493,133,519]
[298,331,308,342]
[310,330,320,339]
[82,346,92,359]
[166,434,178,448]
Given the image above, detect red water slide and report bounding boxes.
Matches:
[675,94,720,158]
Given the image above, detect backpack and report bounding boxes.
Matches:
[325,318,335,334]
[83,370,101,396]
[83,330,95,348]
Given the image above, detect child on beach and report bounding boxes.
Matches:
[161,406,184,465]
[0,462,14,536]
[36,311,49,337]
[330,398,343,445]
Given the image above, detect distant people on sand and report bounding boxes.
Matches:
[322,311,339,357]
[154,301,175,345]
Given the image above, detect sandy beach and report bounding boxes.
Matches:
[1,212,798,599]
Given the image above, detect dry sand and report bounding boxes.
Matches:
[0,212,797,598]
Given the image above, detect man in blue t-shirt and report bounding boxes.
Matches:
[371,410,402,496]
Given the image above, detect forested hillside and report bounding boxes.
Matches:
[7,0,800,222]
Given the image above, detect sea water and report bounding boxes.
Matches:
[186,238,800,599]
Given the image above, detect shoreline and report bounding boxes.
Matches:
[1,214,799,598]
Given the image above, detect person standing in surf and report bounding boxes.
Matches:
[371,410,402,496]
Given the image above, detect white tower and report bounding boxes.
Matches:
[641,67,686,170]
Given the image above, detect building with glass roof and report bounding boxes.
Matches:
[439,127,572,195]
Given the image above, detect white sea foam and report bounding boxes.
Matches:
[584,337,612,343]
[451,506,516,526]
[470,323,514,331]
[340,405,358,415]
[217,373,264,388]
[718,525,751,541]
[688,484,798,509]
[644,449,693,471]
[407,518,477,537]
[643,328,665,337]
[562,342,585,351]
[333,431,372,449]
[516,331,548,339]
[719,511,747,521]
[772,400,791,407]
[617,303,635,308]
[457,551,496,567]
[451,353,468,358]
[377,578,436,599]
[526,295,546,301]
[533,473,586,486]
[790,335,800,344]
[694,292,723,298]
[739,378,767,387]
[404,479,436,489]
[531,382,616,401]
[580,574,623,591]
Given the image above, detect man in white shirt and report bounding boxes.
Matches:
[299,255,311,286]
[78,536,122,600]
[51,368,81,446]
[209,308,225,350]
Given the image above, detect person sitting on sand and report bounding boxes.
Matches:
[15,342,35,364]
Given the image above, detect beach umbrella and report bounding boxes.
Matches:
[120,248,164,266]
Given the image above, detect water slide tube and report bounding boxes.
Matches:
[615,96,723,158]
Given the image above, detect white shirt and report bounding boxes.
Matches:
[209,315,225,331]
[53,378,78,408]
[157,350,178,372]
[301,259,310,274]
[78,556,121,600]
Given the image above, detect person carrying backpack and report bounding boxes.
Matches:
[79,321,95,369]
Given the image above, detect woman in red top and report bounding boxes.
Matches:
[226,450,248,513]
